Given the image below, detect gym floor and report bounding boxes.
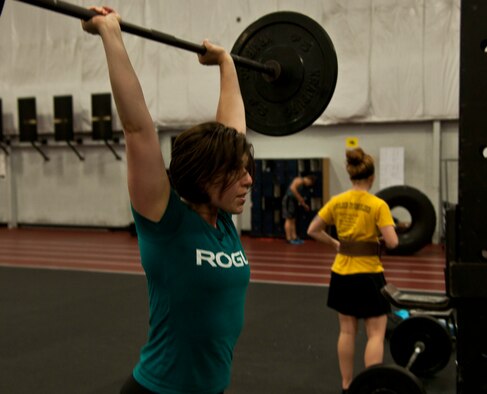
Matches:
[0,227,454,394]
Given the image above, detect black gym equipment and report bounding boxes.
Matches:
[376,185,436,256]
[91,93,112,141]
[449,2,487,392]
[231,12,338,136]
[54,95,84,161]
[390,316,452,377]
[53,95,74,142]
[349,363,426,394]
[17,97,50,161]
[18,97,38,143]
[91,93,121,161]
[349,284,455,394]
[383,283,455,374]
[9,0,338,137]
[348,317,451,394]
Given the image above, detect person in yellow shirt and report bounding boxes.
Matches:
[307,147,398,394]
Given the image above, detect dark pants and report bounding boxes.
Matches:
[120,374,223,394]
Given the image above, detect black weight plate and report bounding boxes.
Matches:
[348,364,426,394]
[390,315,452,376]
[232,11,338,136]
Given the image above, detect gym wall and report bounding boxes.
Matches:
[0,0,460,236]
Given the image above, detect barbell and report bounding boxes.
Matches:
[3,0,338,137]
[348,315,453,394]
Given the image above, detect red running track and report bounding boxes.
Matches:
[0,227,446,294]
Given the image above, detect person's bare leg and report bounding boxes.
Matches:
[364,314,388,367]
[338,313,358,390]
[290,218,297,240]
[284,218,297,241]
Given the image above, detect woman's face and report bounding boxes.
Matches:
[207,166,253,214]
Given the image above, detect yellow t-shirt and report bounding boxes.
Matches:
[318,190,395,275]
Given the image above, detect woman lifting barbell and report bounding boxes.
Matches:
[81,6,254,394]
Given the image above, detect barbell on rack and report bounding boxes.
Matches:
[3,0,338,137]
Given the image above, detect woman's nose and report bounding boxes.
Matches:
[242,172,252,186]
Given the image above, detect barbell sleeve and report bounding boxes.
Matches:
[405,341,425,370]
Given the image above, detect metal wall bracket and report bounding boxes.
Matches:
[0,141,9,155]
[66,140,84,161]
[104,139,122,161]
[31,141,49,161]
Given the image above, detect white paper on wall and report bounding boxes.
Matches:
[379,147,404,189]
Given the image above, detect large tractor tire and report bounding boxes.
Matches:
[376,186,436,255]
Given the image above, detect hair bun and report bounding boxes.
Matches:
[346,148,365,166]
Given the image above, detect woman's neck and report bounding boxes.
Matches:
[351,180,371,191]
[191,203,219,227]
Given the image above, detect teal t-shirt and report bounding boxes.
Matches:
[131,189,250,394]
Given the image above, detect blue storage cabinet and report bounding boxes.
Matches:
[250,158,329,238]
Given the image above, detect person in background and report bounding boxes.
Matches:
[81,6,254,394]
[282,174,317,244]
[307,147,398,394]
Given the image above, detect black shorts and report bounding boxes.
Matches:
[327,272,391,318]
[120,374,224,394]
[282,194,298,219]
[120,375,156,394]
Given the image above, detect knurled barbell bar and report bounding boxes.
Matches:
[4,0,338,137]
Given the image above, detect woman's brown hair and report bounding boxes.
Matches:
[346,147,375,180]
[169,122,255,204]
